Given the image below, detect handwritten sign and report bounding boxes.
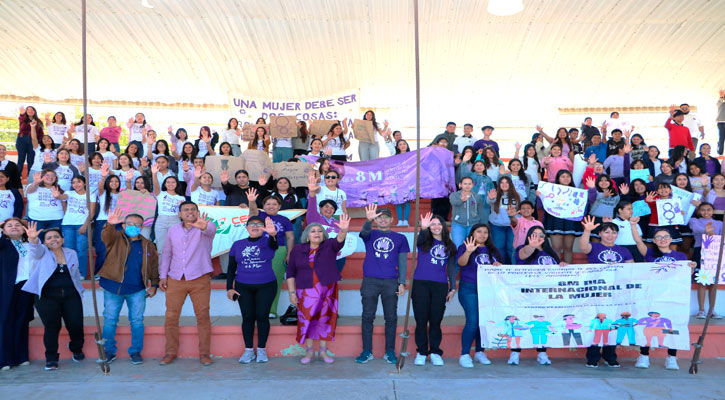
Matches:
[699,234,725,285]
[352,119,375,144]
[272,161,312,187]
[269,115,297,138]
[656,198,684,225]
[632,200,651,217]
[309,119,337,137]
[242,149,273,181]
[115,190,158,221]
[241,124,269,141]
[537,181,588,220]
[572,155,587,188]
[205,156,246,189]
[630,169,650,183]
[670,185,701,224]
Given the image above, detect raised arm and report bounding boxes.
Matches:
[578,216,598,255]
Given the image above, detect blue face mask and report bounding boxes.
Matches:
[124,225,141,237]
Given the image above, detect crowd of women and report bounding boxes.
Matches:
[1,104,722,372]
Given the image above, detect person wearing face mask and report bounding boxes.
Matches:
[96,209,159,365]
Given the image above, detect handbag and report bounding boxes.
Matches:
[279,304,298,326]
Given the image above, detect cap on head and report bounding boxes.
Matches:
[672,110,685,118]
[481,125,495,131]
[378,208,392,217]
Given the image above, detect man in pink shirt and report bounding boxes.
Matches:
[158,201,217,366]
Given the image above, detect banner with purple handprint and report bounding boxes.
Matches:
[537,181,588,221]
[698,234,725,286]
[305,147,456,208]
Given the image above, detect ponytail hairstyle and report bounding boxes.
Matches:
[135,112,147,128]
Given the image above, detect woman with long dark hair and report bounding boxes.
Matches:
[247,126,270,153]
[0,170,23,223]
[127,113,151,157]
[487,176,520,264]
[358,110,389,161]
[69,114,99,155]
[222,118,243,156]
[16,106,44,173]
[293,121,310,156]
[322,122,349,162]
[0,145,23,191]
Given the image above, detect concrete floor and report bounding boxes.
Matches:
[1,356,724,399]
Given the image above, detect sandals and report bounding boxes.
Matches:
[319,347,334,364]
[300,347,314,364]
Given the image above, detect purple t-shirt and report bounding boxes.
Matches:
[514,245,559,265]
[362,230,410,279]
[473,139,500,155]
[258,211,294,247]
[645,248,687,263]
[586,242,633,264]
[705,159,717,177]
[457,244,498,284]
[414,240,450,284]
[230,235,277,284]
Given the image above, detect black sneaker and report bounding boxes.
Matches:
[72,352,85,362]
[44,361,58,371]
[99,352,116,364]
[130,353,144,365]
[585,362,598,368]
[605,361,620,368]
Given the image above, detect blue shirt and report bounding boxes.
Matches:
[584,143,607,163]
[99,240,145,295]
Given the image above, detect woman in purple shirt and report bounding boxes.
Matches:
[286,215,350,364]
[411,213,457,367]
[456,223,502,368]
[226,216,278,365]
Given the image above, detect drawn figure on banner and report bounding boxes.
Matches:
[489,315,529,349]
[613,312,638,346]
[557,314,584,347]
[373,237,394,259]
[430,244,447,265]
[589,313,614,346]
[635,311,675,348]
[525,315,555,347]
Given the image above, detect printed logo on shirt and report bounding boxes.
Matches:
[240,246,262,268]
[537,255,558,265]
[373,237,395,259]
[429,244,447,265]
[597,249,623,264]
[654,255,678,263]
[475,253,491,266]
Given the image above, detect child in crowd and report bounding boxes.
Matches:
[514,143,541,187]
[629,134,647,161]
[644,183,682,248]
[509,200,543,250]
[583,133,607,163]
[585,175,621,240]
[449,176,485,248]
[693,143,721,177]
[606,129,626,157]
[542,144,572,183]
[454,124,476,154]
[473,126,498,156]
[688,162,710,197]
[506,159,534,202]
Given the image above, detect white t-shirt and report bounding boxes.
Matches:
[62,190,94,226]
[31,147,57,172]
[47,123,69,144]
[96,191,119,221]
[0,189,16,222]
[157,191,185,216]
[520,156,540,185]
[10,240,32,284]
[317,186,346,216]
[27,187,64,221]
[129,123,148,142]
[99,151,117,166]
[88,168,103,198]
[454,135,477,152]
[613,217,643,246]
[197,140,209,158]
[70,153,85,169]
[683,114,702,137]
[55,164,75,192]
[155,170,176,188]
[322,135,347,156]
[191,187,219,205]
[221,129,240,146]
[73,124,99,142]
[274,138,292,148]
[510,175,529,202]
[113,169,141,191]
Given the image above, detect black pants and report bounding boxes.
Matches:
[330,155,347,162]
[431,197,451,221]
[0,281,34,368]
[586,345,617,365]
[640,346,677,356]
[34,286,84,362]
[361,277,398,352]
[718,122,725,155]
[411,280,447,356]
[236,280,277,349]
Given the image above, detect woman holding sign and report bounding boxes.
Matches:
[247,127,270,154]
[358,110,388,161]
[539,170,582,264]
[321,122,349,162]
[687,203,723,319]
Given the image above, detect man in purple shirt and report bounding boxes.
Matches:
[158,201,217,366]
[473,126,499,157]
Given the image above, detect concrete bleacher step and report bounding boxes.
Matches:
[27,316,725,360]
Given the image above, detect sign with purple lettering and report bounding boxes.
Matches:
[269,115,298,138]
[537,182,588,220]
[229,91,359,122]
[656,199,684,226]
[302,147,455,207]
[698,234,725,286]
[115,190,158,221]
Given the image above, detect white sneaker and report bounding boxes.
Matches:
[414,353,426,366]
[238,348,255,364]
[711,312,723,319]
[402,220,409,226]
[695,311,706,319]
[430,354,444,366]
[634,355,650,369]
[665,356,679,370]
[474,351,492,365]
[256,348,268,363]
[537,353,551,365]
[507,352,520,365]
[459,354,474,368]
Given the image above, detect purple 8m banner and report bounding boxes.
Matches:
[316,147,456,207]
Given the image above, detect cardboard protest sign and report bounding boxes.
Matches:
[242,149,273,181]
[241,124,269,141]
[115,190,157,221]
[272,161,312,187]
[205,156,245,189]
[537,181,588,220]
[352,119,375,144]
[309,119,337,137]
[269,115,298,138]
[698,235,725,285]
[656,198,684,225]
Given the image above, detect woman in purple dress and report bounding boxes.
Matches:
[286,215,350,364]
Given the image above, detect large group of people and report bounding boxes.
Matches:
[1,92,724,373]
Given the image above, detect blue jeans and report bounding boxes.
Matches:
[490,223,514,264]
[102,289,147,356]
[94,220,108,274]
[129,140,144,157]
[272,147,293,163]
[395,203,410,222]
[358,142,380,161]
[27,219,62,231]
[110,142,121,153]
[62,225,90,278]
[458,281,483,355]
[451,223,472,249]
[15,135,34,173]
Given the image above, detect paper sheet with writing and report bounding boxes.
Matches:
[537,181,588,220]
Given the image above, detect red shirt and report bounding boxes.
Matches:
[18,114,44,142]
[665,117,694,151]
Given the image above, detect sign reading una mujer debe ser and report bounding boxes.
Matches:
[229,91,359,121]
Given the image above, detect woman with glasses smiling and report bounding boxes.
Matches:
[310,169,347,216]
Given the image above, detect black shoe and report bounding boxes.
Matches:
[130,353,144,365]
[585,362,598,368]
[212,273,227,280]
[99,352,116,364]
[72,352,85,362]
[44,361,58,371]
[605,361,620,368]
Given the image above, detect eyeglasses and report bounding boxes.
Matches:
[248,222,264,227]
[324,175,338,180]
[532,233,545,238]
[654,235,671,240]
